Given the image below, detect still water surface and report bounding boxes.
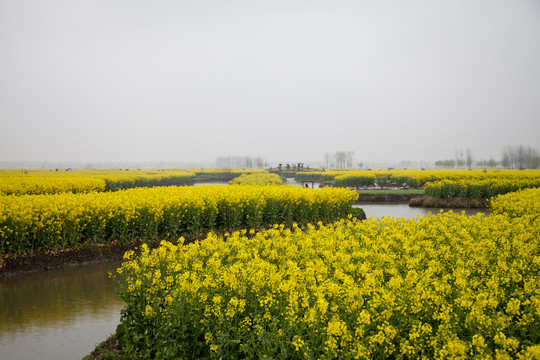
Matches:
[0,204,488,360]
[356,203,488,219]
[0,261,124,360]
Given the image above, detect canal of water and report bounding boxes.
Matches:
[0,203,488,360]
[355,203,488,219]
[0,261,124,360]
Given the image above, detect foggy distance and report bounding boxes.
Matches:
[1,0,539,168]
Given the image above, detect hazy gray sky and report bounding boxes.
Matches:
[1,0,539,165]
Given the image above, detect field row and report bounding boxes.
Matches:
[116,188,540,359]
[295,169,540,189]
[424,178,540,199]
[0,170,196,195]
[229,172,284,186]
[2,169,539,198]
[0,185,357,257]
[0,169,272,195]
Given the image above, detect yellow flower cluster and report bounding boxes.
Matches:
[193,168,266,175]
[190,168,268,183]
[229,172,284,186]
[0,173,106,195]
[297,169,540,190]
[425,177,540,199]
[0,185,357,256]
[116,191,540,359]
[490,187,540,220]
[97,170,196,191]
[0,169,196,195]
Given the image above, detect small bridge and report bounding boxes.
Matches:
[300,180,316,189]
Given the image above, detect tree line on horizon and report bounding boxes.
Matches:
[435,145,540,169]
[213,145,540,171]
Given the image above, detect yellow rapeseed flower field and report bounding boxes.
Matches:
[0,169,196,195]
[297,169,540,191]
[0,185,357,256]
[229,172,284,186]
[425,178,540,199]
[490,187,540,220]
[0,172,106,195]
[116,188,540,359]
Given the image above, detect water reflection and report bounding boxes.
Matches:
[0,204,490,360]
[355,203,488,219]
[285,178,322,187]
[0,261,125,360]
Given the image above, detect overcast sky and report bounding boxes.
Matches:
[1,0,539,166]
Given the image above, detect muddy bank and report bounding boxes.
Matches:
[0,233,218,278]
[409,196,488,208]
[0,239,159,278]
[83,335,121,360]
[355,194,423,203]
[1,213,367,277]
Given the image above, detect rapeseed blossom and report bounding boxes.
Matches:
[0,185,357,256]
[296,169,540,191]
[229,172,283,186]
[0,169,196,195]
[116,189,540,359]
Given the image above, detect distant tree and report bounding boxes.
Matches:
[477,158,499,168]
[501,148,512,169]
[455,149,464,168]
[326,150,355,169]
[255,155,265,169]
[465,148,474,168]
[216,155,265,169]
[516,145,527,169]
[243,156,253,168]
[345,151,355,168]
[215,156,231,168]
[487,158,498,167]
[323,153,331,168]
[501,145,538,169]
[435,159,456,169]
[335,151,347,169]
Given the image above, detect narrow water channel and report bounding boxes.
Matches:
[355,203,488,219]
[0,261,124,360]
[0,204,488,359]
